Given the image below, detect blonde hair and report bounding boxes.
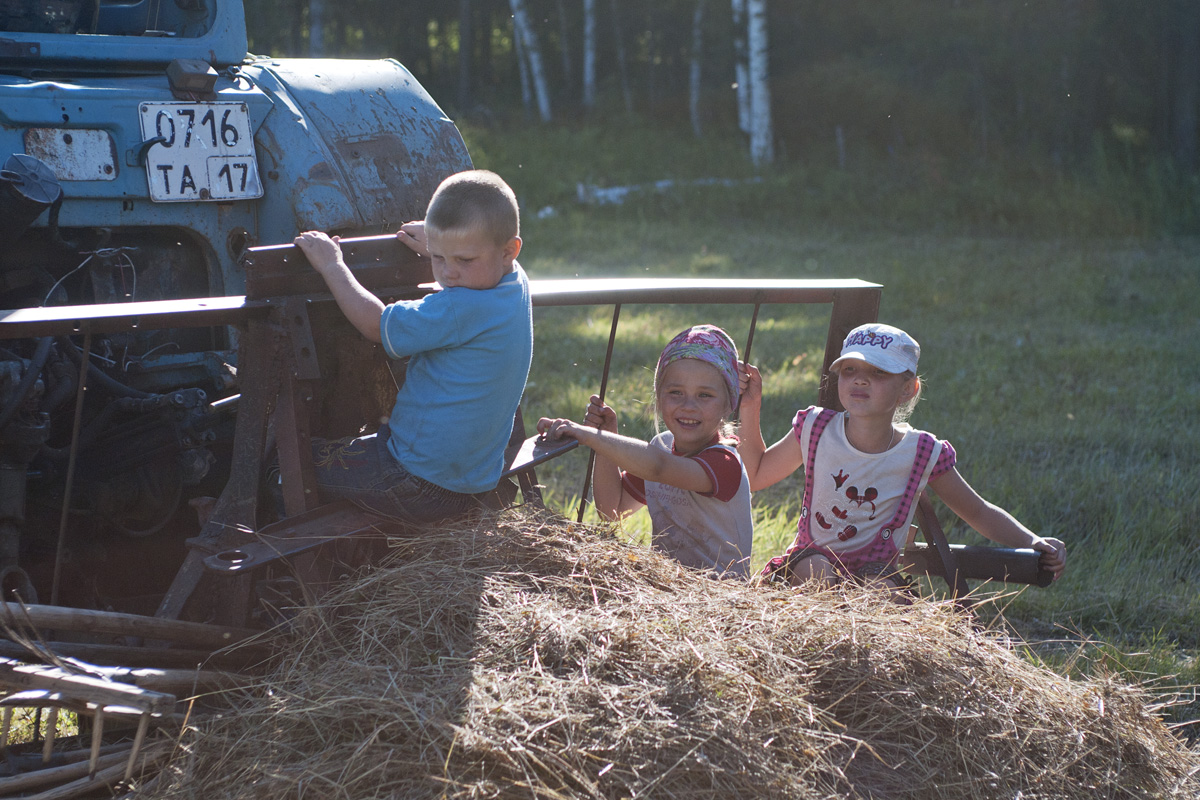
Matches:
[425,170,520,246]
[893,373,922,425]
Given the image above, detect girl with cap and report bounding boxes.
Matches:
[537,324,753,579]
[740,322,1065,597]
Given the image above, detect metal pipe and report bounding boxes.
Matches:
[51,331,91,606]
[576,304,621,523]
[734,301,761,420]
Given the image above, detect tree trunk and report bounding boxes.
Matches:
[583,0,597,110]
[747,0,773,165]
[308,0,325,56]
[554,0,574,104]
[510,0,553,121]
[689,0,707,138]
[457,0,473,110]
[610,0,634,113]
[513,14,534,115]
[731,0,751,134]
[1173,0,1200,172]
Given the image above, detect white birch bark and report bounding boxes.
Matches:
[457,0,473,109]
[731,0,750,134]
[689,0,706,138]
[555,0,574,91]
[747,0,773,165]
[583,0,597,109]
[308,0,325,56]
[610,0,633,113]
[513,16,533,113]
[510,0,553,122]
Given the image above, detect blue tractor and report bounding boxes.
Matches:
[0,0,471,611]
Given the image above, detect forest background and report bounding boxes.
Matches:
[244,0,1200,226]
[242,0,1200,738]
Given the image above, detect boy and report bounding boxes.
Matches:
[293,169,533,523]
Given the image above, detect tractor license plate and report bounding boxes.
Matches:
[138,102,263,202]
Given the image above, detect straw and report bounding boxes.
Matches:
[143,507,1200,800]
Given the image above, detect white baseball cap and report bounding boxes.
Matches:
[829,323,920,375]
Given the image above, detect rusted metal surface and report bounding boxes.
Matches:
[528,277,879,305]
[23,128,118,182]
[0,269,891,619]
[902,543,1053,587]
[204,500,395,574]
[241,234,434,300]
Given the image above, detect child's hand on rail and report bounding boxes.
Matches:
[1031,536,1066,580]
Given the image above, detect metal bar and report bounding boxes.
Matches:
[0,296,262,340]
[902,542,1052,587]
[203,500,393,573]
[529,277,879,307]
[0,278,882,341]
[576,304,621,523]
[914,493,971,598]
[51,330,91,607]
[242,234,434,300]
[742,302,761,366]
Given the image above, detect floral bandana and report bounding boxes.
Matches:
[654,324,741,411]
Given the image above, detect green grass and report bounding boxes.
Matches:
[462,118,1200,736]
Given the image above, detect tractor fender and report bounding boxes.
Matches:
[240,57,473,245]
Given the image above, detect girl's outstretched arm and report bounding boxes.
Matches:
[537,419,716,493]
[736,364,804,491]
[538,390,719,516]
[929,468,1066,579]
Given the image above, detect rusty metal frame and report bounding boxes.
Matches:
[0,234,1048,616]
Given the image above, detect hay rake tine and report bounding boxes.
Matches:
[52,330,91,607]
[734,301,761,420]
[576,303,621,523]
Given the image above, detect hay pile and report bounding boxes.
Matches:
[148,508,1199,799]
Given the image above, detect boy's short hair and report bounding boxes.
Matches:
[425,170,520,246]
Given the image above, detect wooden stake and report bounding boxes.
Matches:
[88,708,104,777]
[125,713,150,781]
[1,706,11,748]
[41,706,57,765]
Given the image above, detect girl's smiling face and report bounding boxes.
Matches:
[656,359,731,456]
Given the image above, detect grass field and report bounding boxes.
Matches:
[459,119,1200,737]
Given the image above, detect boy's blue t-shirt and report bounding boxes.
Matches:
[379,264,533,493]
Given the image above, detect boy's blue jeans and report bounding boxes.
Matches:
[306,425,483,524]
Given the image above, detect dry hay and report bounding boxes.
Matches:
[147,507,1199,800]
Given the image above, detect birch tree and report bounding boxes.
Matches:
[457,0,473,109]
[583,0,597,110]
[610,0,633,113]
[554,0,574,102]
[1174,0,1200,172]
[513,15,533,113]
[689,0,706,138]
[747,0,773,165]
[510,0,553,121]
[731,0,751,134]
[308,0,325,56]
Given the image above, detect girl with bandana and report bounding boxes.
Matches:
[538,325,753,579]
